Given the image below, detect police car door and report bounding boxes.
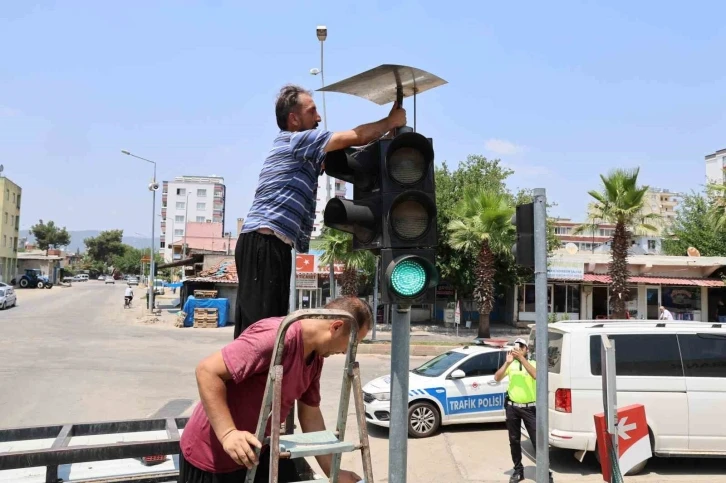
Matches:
[444,351,507,422]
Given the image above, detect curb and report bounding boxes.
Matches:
[357,344,458,357]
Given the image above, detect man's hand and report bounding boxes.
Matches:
[338,469,363,483]
[506,351,515,364]
[221,430,262,469]
[387,102,407,129]
[512,349,525,362]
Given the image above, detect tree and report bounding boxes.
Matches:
[318,227,375,296]
[84,230,125,265]
[662,190,726,256]
[576,168,660,317]
[30,219,71,254]
[447,189,515,338]
[112,245,167,278]
[707,183,726,231]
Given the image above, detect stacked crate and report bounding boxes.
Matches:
[194,290,218,299]
[193,308,219,328]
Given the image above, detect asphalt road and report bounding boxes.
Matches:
[0,283,723,482]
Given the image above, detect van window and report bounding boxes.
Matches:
[679,334,726,378]
[589,334,683,377]
[528,331,564,374]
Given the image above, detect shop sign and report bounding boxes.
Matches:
[296,272,318,289]
[547,260,584,280]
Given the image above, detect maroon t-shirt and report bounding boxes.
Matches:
[180,317,323,473]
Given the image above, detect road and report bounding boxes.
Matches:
[0,283,723,482]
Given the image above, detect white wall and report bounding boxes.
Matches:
[706,155,725,184]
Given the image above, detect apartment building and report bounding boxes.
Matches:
[553,218,664,254]
[0,176,21,283]
[311,174,347,239]
[161,176,226,262]
[706,148,726,184]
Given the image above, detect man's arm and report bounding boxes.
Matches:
[324,103,406,153]
[195,352,236,442]
[195,352,262,468]
[298,402,332,475]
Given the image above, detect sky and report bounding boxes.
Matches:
[1,1,725,238]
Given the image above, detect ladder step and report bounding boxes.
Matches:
[278,430,356,458]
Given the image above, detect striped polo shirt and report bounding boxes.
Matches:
[242,128,333,253]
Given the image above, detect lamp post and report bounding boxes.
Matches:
[121,150,158,312]
[311,25,335,301]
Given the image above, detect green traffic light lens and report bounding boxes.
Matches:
[390,259,428,297]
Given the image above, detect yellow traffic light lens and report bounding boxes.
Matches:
[390,259,427,297]
[391,199,429,240]
[388,147,426,186]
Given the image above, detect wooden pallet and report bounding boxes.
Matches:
[194,290,218,299]
[193,308,219,328]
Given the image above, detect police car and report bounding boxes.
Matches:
[363,342,512,438]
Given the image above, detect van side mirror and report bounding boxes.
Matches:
[450,369,466,379]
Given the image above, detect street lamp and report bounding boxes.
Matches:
[121,149,159,312]
[310,25,336,301]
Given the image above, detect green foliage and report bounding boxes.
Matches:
[113,245,167,277]
[663,190,726,256]
[706,183,726,232]
[30,219,71,253]
[318,227,376,296]
[435,155,560,298]
[84,230,125,264]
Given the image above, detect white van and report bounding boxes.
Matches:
[530,320,726,473]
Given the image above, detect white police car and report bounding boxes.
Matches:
[362,343,512,438]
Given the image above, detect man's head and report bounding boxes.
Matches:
[313,297,373,358]
[513,337,529,355]
[275,84,321,132]
[659,306,665,313]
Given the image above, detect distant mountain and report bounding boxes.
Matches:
[19,230,153,253]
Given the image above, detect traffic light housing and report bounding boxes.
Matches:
[512,202,535,268]
[323,130,439,304]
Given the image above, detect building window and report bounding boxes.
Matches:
[160,241,166,249]
[554,227,570,235]
[16,194,20,208]
[11,193,15,203]
[2,235,5,247]
[176,202,185,210]
[647,239,657,250]
[15,217,19,230]
[176,188,186,196]
[175,215,185,223]
[3,212,6,224]
[5,189,8,200]
[197,189,207,197]
[197,202,206,210]
[9,215,13,227]
[196,216,206,222]
[174,229,184,236]
[661,286,701,319]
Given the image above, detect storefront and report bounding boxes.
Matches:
[515,253,726,323]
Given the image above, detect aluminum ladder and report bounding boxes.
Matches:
[244,309,374,483]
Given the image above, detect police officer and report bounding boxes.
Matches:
[494,338,553,483]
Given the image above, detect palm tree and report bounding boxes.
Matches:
[706,183,726,230]
[319,227,375,297]
[575,168,660,318]
[447,189,515,338]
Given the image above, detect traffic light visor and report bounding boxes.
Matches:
[385,132,433,187]
[324,198,378,244]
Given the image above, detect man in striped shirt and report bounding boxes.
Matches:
[234,84,406,338]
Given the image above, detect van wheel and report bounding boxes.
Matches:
[408,401,440,438]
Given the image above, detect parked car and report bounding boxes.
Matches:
[363,342,511,438]
[97,275,105,281]
[105,276,115,284]
[127,277,139,286]
[0,286,17,309]
[539,320,726,475]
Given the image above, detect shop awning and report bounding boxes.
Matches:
[580,273,724,287]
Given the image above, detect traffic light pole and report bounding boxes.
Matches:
[533,188,550,483]
[388,303,410,483]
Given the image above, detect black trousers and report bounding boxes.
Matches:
[178,450,301,483]
[233,231,292,339]
[505,401,538,473]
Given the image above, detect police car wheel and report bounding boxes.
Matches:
[408,401,440,438]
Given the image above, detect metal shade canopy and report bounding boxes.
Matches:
[318,64,447,105]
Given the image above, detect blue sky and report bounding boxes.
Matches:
[1,1,725,238]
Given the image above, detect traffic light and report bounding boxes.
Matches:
[512,202,535,268]
[323,130,439,304]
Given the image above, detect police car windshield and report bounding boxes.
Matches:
[412,351,467,377]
